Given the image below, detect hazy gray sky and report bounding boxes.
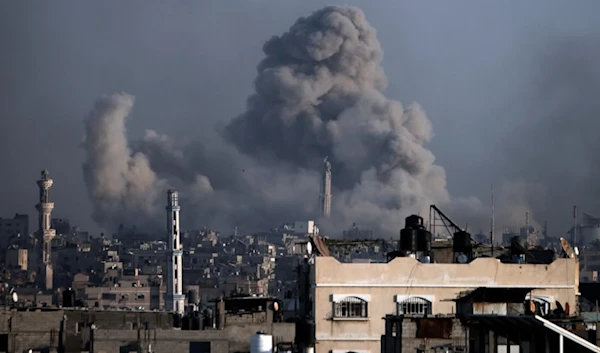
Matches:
[2,1,600,236]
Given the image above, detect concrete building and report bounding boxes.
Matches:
[165,190,185,314]
[35,170,56,290]
[319,156,332,218]
[5,248,27,271]
[0,296,294,353]
[310,255,579,353]
[0,214,28,239]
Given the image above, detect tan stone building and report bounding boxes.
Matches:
[311,256,579,353]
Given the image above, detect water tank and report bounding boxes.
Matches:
[400,227,432,254]
[453,231,472,252]
[173,313,181,328]
[510,236,528,256]
[188,290,199,305]
[251,332,273,353]
[62,288,75,307]
[181,315,192,330]
[191,316,201,330]
[405,215,424,229]
[202,308,213,328]
[400,228,419,253]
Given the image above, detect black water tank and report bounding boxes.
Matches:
[510,236,528,255]
[191,316,201,330]
[202,308,213,329]
[188,290,198,305]
[453,231,472,252]
[181,315,192,330]
[405,215,424,229]
[62,288,75,307]
[400,228,432,253]
[400,228,419,253]
[173,313,182,328]
[295,320,316,346]
[420,230,432,253]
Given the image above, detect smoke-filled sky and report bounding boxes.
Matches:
[2,1,600,238]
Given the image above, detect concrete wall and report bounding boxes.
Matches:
[92,323,295,353]
[0,308,294,353]
[0,308,64,352]
[313,256,578,353]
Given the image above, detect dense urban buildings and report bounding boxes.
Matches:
[0,170,598,352]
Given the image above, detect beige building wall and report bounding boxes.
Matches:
[312,256,579,353]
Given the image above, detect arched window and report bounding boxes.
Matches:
[397,296,432,315]
[333,296,368,318]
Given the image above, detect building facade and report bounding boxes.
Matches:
[311,256,579,353]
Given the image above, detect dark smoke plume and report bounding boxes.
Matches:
[82,6,503,237]
[224,6,452,235]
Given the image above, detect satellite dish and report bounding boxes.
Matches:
[560,237,576,258]
[12,292,18,303]
[456,253,468,264]
[306,241,313,256]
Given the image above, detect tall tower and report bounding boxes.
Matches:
[319,156,332,218]
[36,170,56,290]
[165,189,184,314]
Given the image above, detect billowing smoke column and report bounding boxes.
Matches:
[223,6,450,234]
[82,93,166,228]
[82,6,471,236]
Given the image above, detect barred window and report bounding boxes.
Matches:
[397,297,432,315]
[333,296,368,318]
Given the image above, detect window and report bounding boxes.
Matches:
[332,295,369,319]
[396,296,432,315]
[101,293,117,301]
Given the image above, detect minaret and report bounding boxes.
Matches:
[319,156,332,218]
[36,170,56,290]
[165,189,184,314]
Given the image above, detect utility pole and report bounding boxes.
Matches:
[491,184,495,254]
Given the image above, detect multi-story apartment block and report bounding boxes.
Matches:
[309,255,579,353]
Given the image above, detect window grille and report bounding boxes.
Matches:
[397,297,432,315]
[333,296,368,318]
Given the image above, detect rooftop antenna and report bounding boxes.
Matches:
[491,184,495,247]
[573,206,578,246]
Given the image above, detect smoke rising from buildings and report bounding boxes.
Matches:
[81,5,544,237]
[224,5,455,235]
[82,93,166,229]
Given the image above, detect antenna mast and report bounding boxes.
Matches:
[573,206,578,246]
[490,184,494,246]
